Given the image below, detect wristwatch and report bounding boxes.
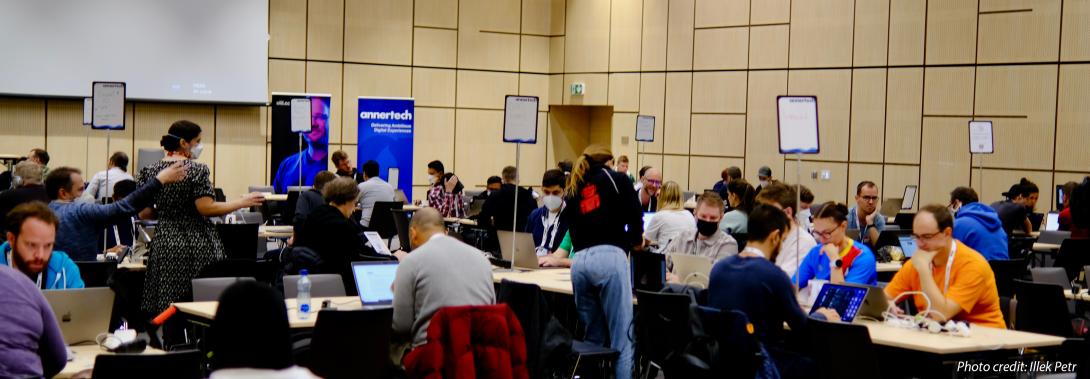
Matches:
[832,259,843,269]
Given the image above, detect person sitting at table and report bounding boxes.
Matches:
[0,161,48,236]
[707,204,838,378]
[475,176,502,200]
[754,183,817,279]
[948,187,1008,261]
[79,151,135,202]
[1063,177,1090,239]
[392,207,495,350]
[0,264,67,378]
[356,160,395,228]
[848,181,885,245]
[637,167,662,212]
[794,202,878,289]
[644,181,694,248]
[479,166,536,232]
[0,202,83,289]
[884,205,1005,328]
[662,192,738,263]
[294,177,382,295]
[293,171,337,235]
[719,179,755,234]
[538,230,573,268]
[207,281,319,379]
[47,164,187,261]
[526,169,569,256]
[422,160,465,218]
[991,179,1037,235]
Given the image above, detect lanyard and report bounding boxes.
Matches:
[931,241,957,295]
[539,210,562,250]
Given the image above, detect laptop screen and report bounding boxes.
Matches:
[352,261,398,305]
[898,235,917,258]
[809,284,867,322]
[1044,212,1060,231]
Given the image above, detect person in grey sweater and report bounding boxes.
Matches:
[0,264,67,378]
[391,207,495,347]
[46,163,186,261]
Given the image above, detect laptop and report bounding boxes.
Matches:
[857,284,890,321]
[1038,230,1071,245]
[1043,212,1060,232]
[44,288,115,345]
[497,230,544,271]
[350,261,399,306]
[466,199,486,218]
[808,283,867,322]
[897,235,917,258]
[845,229,861,241]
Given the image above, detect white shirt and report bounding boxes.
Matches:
[357,177,396,227]
[644,209,696,246]
[80,167,134,201]
[774,224,817,279]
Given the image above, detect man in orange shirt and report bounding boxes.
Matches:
[884,204,1006,328]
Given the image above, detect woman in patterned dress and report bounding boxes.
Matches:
[140,120,265,314]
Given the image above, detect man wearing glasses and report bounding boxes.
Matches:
[638,167,662,212]
[884,205,1005,328]
[847,181,885,244]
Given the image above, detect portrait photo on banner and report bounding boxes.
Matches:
[270,93,331,194]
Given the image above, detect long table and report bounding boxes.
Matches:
[173,296,361,329]
[1066,289,1090,302]
[56,345,165,379]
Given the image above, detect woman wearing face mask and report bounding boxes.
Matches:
[719,179,755,234]
[139,120,266,315]
[793,201,878,289]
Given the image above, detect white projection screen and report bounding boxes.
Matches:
[0,0,268,104]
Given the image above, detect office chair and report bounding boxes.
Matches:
[634,290,694,378]
[306,308,395,379]
[988,258,1028,297]
[75,261,118,288]
[497,279,573,378]
[191,277,255,302]
[91,349,203,379]
[283,274,346,298]
[1055,239,1090,281]
[1031,267,1076,314]
[215,223,260,260]
[807,318,882,379]
[1013,279,1075,337]
[391,209,412,252]
[664,306,764,379]
[368,201,403,240]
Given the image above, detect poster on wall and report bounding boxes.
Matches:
[358,97,415,202]
[271,92,331,194]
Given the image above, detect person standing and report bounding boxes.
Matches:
[140,120,265,314]
[561,144,643,379]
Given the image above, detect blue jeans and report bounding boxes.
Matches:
[572,245,633,379]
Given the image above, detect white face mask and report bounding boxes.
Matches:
[797,208,811,223]
[759,180,770,187]
[428,175,437,185]
[190,143,204,160]
[543,195,563,211]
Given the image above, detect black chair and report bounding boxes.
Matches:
[279,189,303,225]
[216,223,260,260]
[664,306,763,379]
[391,209,412,252]
[1054,238,1090,282]
[634,290,694,377]
[197,259,278,285]
[730,233,748,251]
[1013,279,1073,337]
[497,279,574,378]
[75,261,118,288]
[1009,235,1037,262]
[807,318,882,379]
[988,258,1028,297]
[369,201,403,240]
[305,308,395,379]
[91,349,203,379]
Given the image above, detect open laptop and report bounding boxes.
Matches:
[1043,212,1060,232]
[808,283,867,322]
[856,284,890,321]
[897,235,917,258]
[497,230,547,271]
[44,288,115,345]
[351,261,399,307]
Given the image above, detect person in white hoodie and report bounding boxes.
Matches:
[207,281,319,379]
[80,151,134,202]
[754,182,817,281]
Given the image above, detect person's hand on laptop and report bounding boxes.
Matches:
[812,307,841,321]
[665,271,679,284]
[393,250,409,261]
[105,245,127,254]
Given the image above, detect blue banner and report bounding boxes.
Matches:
[358,97,414,202]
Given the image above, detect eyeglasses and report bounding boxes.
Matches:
[811,225,842,239]
[859,196,879,202]
[911,231,943,241]
[646,179,662,186]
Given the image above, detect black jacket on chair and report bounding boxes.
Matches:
[294,204,377,295]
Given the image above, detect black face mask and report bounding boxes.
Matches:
[696,219,719,237]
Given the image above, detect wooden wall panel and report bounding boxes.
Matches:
[268,60,306,96]
[305,62,343,144]
[693,28,749,70]
[638,154,664,174]
[751,0,791,24]
[414,108,455,186]
[790,0,855,68]
[920,118,971,206]
[269,0,307,59]
[546,107,589,167]
[612,113,639,163]
[415,0,458,28]
[663,73,693,155]
[522,0,555,36]
[691,71,747,114]
[749,25,789,69]
[1055,64,1090,171]
[609,73,642,113]
[412,68,457,107]
[924,67,975,115]
[215,106,266,198]
[0,98,46,155]
[695,0,749,27]
[888,0,926,65]
[971,169,1053,212]
[883,165,921,211]
[565,0,610,73]
[849,69,886,163]
[690,114,746,157]
[853,0,890,66]
[667,0,696,70]
[520,74,553,111]
[518,112,550,186]
[745,70,787,183]
[563,74,609,105]
[689,156,745,190]
[884,68,923,164]
[788,69,852,162]
[973,65,1057,170]
[342,64,412,143]
[133,104,216,168]
[414,28,458,67]
[345,0,413,65]
[925,1,977,64]
[307,0,345,61]
[550,37,566,73]
[454,109,511,188]
[785,161,849,205]
[638,73,666,153]
[663,155,691,190]
[1061,0,1090,61]
[521,36,551,73]
[457,71,519,109]
[46,100,134,175]
[978,0,1061,63]
[611,0,644,72]
[458,0,521,71]
[848,163,884,204]
[642,0,669,70]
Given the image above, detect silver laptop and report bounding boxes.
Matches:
[350,261,398,306]
[497,230,543,271]
[44,288,115,345]
[1043,212,1060,232]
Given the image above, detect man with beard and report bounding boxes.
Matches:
[274,97,330,193]
[0,202,83,289]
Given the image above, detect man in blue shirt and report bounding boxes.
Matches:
[525,169,568,255]
[711,166,741,203]
[273,97,330,193]
[949,187,1008,261]
[847,181,885,245]
[794,202,878,288]
[1,202,83,290]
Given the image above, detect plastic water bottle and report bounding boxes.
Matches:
[297,269,312,320]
